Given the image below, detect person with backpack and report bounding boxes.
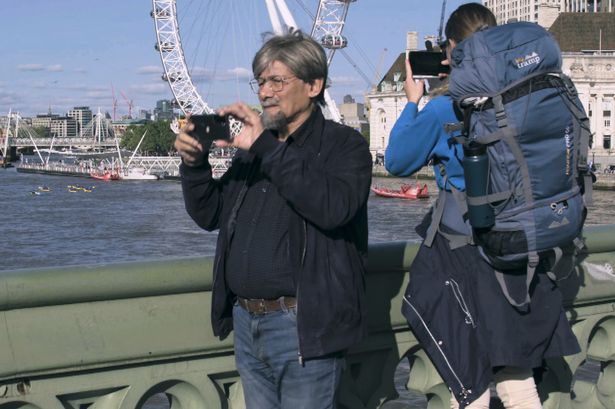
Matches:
[385,3,581,408]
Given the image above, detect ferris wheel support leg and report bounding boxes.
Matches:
[265,0,285,35]
[274,0,299,32]
[324,90,342,123]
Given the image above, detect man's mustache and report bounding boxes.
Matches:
[261,99,279,108]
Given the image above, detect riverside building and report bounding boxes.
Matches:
[550,12,615,168]
[68,106,93,138]
[483,0,614,29]
[339,95,369,136]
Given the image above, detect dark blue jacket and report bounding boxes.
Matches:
[180,108,372,360]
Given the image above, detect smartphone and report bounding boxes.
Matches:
[189,114,232,142]
[408,51,450,77]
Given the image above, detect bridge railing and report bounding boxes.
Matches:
[9,137,117,148]
[0,225,614,409]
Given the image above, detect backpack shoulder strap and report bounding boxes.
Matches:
[424,163,474,249]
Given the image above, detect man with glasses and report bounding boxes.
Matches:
[174,30,372,409]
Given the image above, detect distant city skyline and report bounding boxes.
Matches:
[1,0,471,117]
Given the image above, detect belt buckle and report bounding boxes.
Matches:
[257,299,267,314]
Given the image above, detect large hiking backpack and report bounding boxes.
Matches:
[447,22,593,308]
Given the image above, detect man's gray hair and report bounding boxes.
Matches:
[252,30,328,106]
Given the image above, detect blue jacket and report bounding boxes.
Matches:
[385,96,464,191]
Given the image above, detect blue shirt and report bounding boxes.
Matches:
[385,96,465,192]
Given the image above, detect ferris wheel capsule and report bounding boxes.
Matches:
[150,8,170,18]
[154,42,174,52]
[162,72,183,83]
[320,34,348,49]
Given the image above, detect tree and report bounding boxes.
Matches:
[361,128,370,145]
[31,127,50,138]
[120,120,176,155]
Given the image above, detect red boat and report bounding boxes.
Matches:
[371,183,429,199]
[90,171,120,181]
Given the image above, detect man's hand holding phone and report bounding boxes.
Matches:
[217,102,264,152]
[175,117,205,167]
[189,114,232,144]
[175,113,233,167]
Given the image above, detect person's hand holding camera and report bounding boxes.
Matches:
[218,102,264,151]
[175,117,206,167]
[404,57,425,105]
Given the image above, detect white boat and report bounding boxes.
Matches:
[120,167,158,180]
[113,130,157,180]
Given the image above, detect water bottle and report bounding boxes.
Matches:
[462,143,494,229]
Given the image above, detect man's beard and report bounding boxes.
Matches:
[261,101,289,135]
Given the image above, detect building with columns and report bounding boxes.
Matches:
[550,12,615,168]
[483,0,613,28]
[562,0,614,12]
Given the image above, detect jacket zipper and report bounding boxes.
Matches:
[403,295,473,400]
[297,219,308,365]
[445,279,476,328]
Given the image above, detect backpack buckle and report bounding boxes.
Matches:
[561,75,578,97]
[444,122,464,134]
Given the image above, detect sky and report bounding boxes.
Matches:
[1,0,473,118]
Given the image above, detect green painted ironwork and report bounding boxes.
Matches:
[0,225,614,408]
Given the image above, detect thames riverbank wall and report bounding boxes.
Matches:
[373,165,615,191]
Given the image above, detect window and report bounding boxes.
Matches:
[602,98,613,116]
[377,108,386,124]
[604,135,612,150]
[606,119,612,128]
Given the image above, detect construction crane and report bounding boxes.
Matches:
[120,91,134,119]
[111,84,118,121]
[437,0,447,45]
[372,48,388,90]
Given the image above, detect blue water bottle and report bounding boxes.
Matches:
[462,143,494,229]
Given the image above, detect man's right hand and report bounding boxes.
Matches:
[175,118,206,167]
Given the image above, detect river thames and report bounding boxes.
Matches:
[1,166,613,272]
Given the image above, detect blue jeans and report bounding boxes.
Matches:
[232,302,344,409]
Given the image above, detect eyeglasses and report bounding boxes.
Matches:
[249,75,298,93]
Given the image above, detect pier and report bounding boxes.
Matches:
[0,225,614,408]
[14,155,232,180]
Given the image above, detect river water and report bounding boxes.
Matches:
[1,167,613,271]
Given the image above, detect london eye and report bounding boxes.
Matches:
[151,0,356,136]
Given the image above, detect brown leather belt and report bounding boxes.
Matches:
[237,296,297,315]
